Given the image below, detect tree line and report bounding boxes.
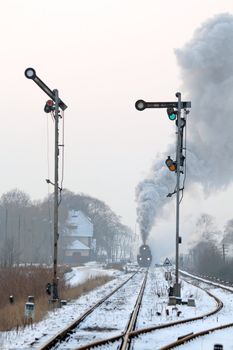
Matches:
[0,188,135,266]
[180,213,233,281]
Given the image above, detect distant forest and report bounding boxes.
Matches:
[181,213,233,281]
[0,189,135,266]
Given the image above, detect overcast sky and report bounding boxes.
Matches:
[1,0,233,259]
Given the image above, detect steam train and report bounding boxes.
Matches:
[137,244,152,267]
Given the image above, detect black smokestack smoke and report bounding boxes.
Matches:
[136,13,233,242]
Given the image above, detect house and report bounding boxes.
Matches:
[62,210,94,264]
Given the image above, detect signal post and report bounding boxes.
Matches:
[135,93,191,298]
[25,68,67,302]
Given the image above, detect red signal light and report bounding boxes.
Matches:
[44,100,55,113]
[47,100,54,106]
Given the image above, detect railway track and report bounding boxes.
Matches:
[159,271,233,349]
[70,270,225,350]
[38,270,147,350]
[71,270,148,350]
[36,268,232,350]
[132,271,233,349]
[181,270,233,293]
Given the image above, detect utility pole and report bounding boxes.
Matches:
[174,92,182,298]
[53,89,59,300]
[18,215,21,265]
[25,68,67,302]
[4,208,8,267]
[135,94,191,298]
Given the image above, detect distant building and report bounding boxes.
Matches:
[62,210,94,264]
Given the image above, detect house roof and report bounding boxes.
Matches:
[66,239,90,251]
[66,210,93,237]
[68,210,92,223]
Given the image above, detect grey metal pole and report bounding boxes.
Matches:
[53,89,59,300]
[175,92,182,297]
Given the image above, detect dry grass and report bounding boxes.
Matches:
[0,266,112,331]
[104,262,124,271]
[61,275,112,300]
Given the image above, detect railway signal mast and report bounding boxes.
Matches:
[24,68,67,302]
[135,93,191,298]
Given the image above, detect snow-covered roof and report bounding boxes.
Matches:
[66,239,90,251]
[68,210,92,224]
[65,210,93,237]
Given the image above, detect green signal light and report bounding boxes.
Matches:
[167,107,177,121]
[169,113,176,120]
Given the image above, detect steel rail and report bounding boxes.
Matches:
[155,270,233,349]
[180,270,233,293]
[72,271,222,350]
[160,321,233,349]
[119,270,148,350]
[39,270,227,350]
[129,277,223,340]
[72,333,123,350]
[130,274,223,337]
[72,270,148,350]
[38,271,139,350]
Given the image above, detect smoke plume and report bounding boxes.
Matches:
[136,13,233,243]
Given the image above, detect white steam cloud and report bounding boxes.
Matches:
[136,13,233,243]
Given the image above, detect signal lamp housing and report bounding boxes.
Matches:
[165,156,177,171]
[135,99,146,111]
[44,100,55,113]
[167,107,177,121]
[24,68,36,80]
[176,118,186,128]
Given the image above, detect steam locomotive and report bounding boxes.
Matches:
[137,244,152,267]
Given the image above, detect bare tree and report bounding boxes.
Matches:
[0,188,134,266]
[186,213,223,276]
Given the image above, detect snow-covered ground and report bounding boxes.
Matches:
[57,272,145,349]
[0,263,127,350]
[65,262,122,286]
[135,271,233,349]
[137,268,216,329]
[1,264,233,349]
[178,327,233,349]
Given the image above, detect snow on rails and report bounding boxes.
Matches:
[4,266,233,349]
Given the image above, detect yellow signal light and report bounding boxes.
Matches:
[165,156,177,172]
[169,164,177,171]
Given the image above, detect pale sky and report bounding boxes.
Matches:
[1,0,233,259]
